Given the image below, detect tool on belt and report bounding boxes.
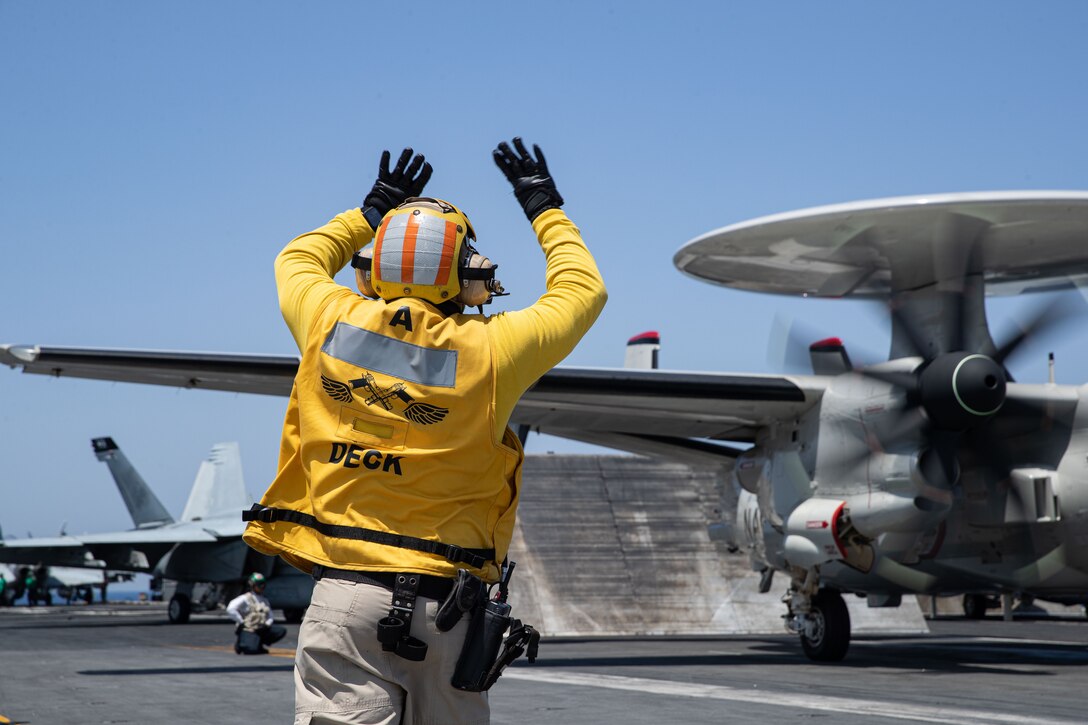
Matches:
[311,565,456,662]
[376,573,429,661]
[449,561,540,692]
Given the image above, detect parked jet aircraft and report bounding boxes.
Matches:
[4,192,1088,660]
[0,561,129,606]
[0,438,312,623]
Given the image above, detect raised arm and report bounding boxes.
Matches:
[275,148,432,350]
[488,138,608,432]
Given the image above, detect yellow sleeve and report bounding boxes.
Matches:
[275,208,375,351]
[489,208,608,435]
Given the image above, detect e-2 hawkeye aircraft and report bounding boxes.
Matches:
[4,191,1088,661]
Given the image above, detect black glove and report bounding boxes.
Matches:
[364,148,433,218]
[493,138,564,222]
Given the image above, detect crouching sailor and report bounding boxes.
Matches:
[227,572,287,654]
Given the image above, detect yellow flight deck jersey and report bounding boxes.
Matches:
[243,207,606,583]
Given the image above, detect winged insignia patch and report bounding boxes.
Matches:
[403,402,450,425]
[321,375,355,403]
[321,372,449,425]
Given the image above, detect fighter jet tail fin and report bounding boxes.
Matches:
[180,442,252,521]
[92,437,175,528]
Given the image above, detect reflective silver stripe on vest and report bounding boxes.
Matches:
[321,322,458,388]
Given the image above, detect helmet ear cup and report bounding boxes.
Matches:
[356,268,377,299]
[353,244,377,298]
[457,253,494,307]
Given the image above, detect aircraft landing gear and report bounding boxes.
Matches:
[168,593,191,624]
[962,593,992,619]
[784,569,851,662]
[800,590,851,661]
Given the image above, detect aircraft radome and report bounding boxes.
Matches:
[4,191,1088,661]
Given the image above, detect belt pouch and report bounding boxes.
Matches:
[451,598,511,691]
[436,569,484,632]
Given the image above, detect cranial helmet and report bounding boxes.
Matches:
[352,197,502,307]
[248,572,266,589]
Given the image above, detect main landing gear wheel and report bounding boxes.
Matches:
[800,589,851,662]
[168,593,191,624]
[962,594,990,619]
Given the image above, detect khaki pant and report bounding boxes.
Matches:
[294,577,489,725]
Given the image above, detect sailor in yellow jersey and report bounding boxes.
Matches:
[243,138,606,724]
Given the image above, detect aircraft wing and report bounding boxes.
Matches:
[1,344,827,461]
[515,367,822,441]
[45,566,130,588]
[0,536,97,568]
[0,536,170,573]
[0,345,298,396]
[0,524,225,572]
[77,528,219,545]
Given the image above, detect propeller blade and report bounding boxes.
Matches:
[948,289,966,355]
[917,431,961,492]
[994,293,1083,367]
[768,312,882,374]
[884,299,934,361]
[830,395,929,478]
[766,313,819,374]
[963,385,1077,483]
[930,211,988,353]
[993,390,1076,437]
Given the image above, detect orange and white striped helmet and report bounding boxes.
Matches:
[370,197,476,304]
[352,197,503,306]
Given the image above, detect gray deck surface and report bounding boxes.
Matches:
[2,602,1087,724]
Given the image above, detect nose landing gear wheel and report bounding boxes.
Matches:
[800,589,851,662]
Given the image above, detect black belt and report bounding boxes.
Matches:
[244,504,494,570]
[313,565,455,601]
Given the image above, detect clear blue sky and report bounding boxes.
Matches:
[3,1,1088,543]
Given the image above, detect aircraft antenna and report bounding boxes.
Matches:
[1048,352,1055,384]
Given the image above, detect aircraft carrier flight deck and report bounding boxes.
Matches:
[2,600,1087,725]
